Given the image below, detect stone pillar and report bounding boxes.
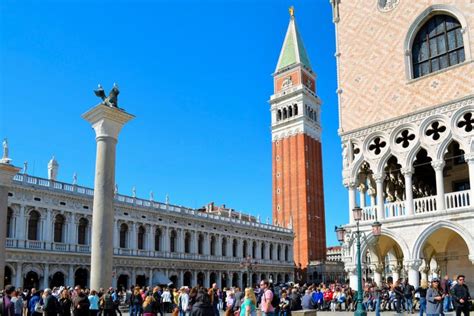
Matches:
[348,183,356,224]
[130,223,137,250]
[0,162,20,289]
[465,154,474,202]
[405,260,422,288]
[131,269,137,286]
[373,264,383,287]
[217,271,222,289]
[149,269,154,287]
[374,174,385,220]
[402,168,414,216]
[82,103,134,290]
[216,236,222,257]
[15,262,23,288]
[358,186,366,208]
[432,160,445,211]
[192,232,198,254]
[147,225,154,251]
[204,271,210,288]
[179,270,184,287]
[17,206,26,241]
[113,219,119,248]
[44,209,52,249]
[390,264,401,283]
[68,265,74,287]
[346,266,357,290]
[42,263,50,289]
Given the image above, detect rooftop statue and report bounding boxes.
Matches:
[94,83,120,108]
[1,138,11,163]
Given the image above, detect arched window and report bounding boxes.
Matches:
[137,226,145,250]
[198,234,204,255]
[283,108,288,119]
[412,14,465,78]
[277,110,282,121]
[252,241,257,258]
[285,245,289,261]
[210,236,216,256]
[269,244,274,260]
[288,106,293,117]
[78,218,88,245]
[294,104,298,116]
[28,210,40,241]
[54,214,65,243]
[119,223,128,248]
[6,207,13,238]
[154,228,161,251]
[261,242,265,259]
[232,239,238,257]
[222,238,227,256]
[277,245,281,261]
[184,232,191,253]
[170,230,177,253]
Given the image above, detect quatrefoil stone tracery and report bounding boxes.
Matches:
[395,130,415,148]
[457,112,474,133]
[368,137,386,155]
[426,121,447,141]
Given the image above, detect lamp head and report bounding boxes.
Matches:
[372,221,382,237]
[352,207,363,221]
[335,225,346,243]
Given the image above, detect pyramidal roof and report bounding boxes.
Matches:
[275,10,312,73]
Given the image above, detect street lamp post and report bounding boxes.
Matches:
[240,256,258,288]
[336,207,382,316]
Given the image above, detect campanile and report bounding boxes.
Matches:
[270,8,326,270]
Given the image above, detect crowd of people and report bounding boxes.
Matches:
[0,274,471,316]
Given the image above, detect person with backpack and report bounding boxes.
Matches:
[259,280,275,316]
[100,289,115,316]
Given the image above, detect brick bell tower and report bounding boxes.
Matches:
[270,7,326,272]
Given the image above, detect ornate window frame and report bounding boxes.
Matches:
[404,5,471,80]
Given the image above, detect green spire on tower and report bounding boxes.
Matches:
[275,6,312,73]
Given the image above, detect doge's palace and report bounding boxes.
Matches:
[332,0,474,289]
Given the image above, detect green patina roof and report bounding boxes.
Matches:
[276,17,312,72]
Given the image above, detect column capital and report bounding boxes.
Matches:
[431,160,445,171]
[404,259,422,271]
[82,105,134,140]
[0,163,21,187]
[370,263,384,274]
[401,167,414,176]
[373,173,385,182]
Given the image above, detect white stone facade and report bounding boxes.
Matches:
[4,174,294,290]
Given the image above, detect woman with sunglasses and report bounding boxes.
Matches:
[426,278,444,316]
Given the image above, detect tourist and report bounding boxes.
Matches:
[142,296,156,316]
[300,289,312,310]
[88,290,99,316]
[224,290,234,316]
[130,287,143,316]
[42,289,58,316]
[288,288,301,311]
[178,287,190,316]
[190,289,213,316]
[239,288,257,316]
[57,289,72,316]
[161,288,172,314]
[152,287,162,316]
[209,283,219,316]
[28,289,42,316]
[11,290,24,316]
[404,279,415,313]
[450,275,471,316]
[3,285,16,316]
[72,287,90,316]
[110,289,122,316]
[259,280,275,316]
[278,291,290,316]
[426,278,444,316]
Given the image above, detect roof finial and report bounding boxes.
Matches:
[289,6,295,18]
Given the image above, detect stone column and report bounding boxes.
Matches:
[204,271,210,288]
[130,223,137,250]
[0,162,20,289]
[465,154,474,202]
[390,264,401,283]
[149,269,154,287]
[82,104,134,290]
[192,232,198,254]
[372,264,383,287]
[44,209,52,249]
[113,219,119,248]
[358,185,366,208]
[374,174,385,220]
[42,263,50,289]
[216,236,222,257]
[432,160,445,211]
[131,269,137,286]
[68,265,74,287]
[402,168,414,216]
[17,206,26,241]
[346,266,357,290]
[179,270,184,287]
[405,260,422,288]
[348,183,356,224]
[15,262,23,288]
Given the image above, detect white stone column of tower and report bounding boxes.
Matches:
[83,103,134,290]
[0,162,20,288]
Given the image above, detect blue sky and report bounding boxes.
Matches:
[0,0,347,246]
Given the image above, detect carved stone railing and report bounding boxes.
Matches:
[361,206,377,221]
[385,201,406,218]
[445,191,470,210]
[413,196,437,214]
